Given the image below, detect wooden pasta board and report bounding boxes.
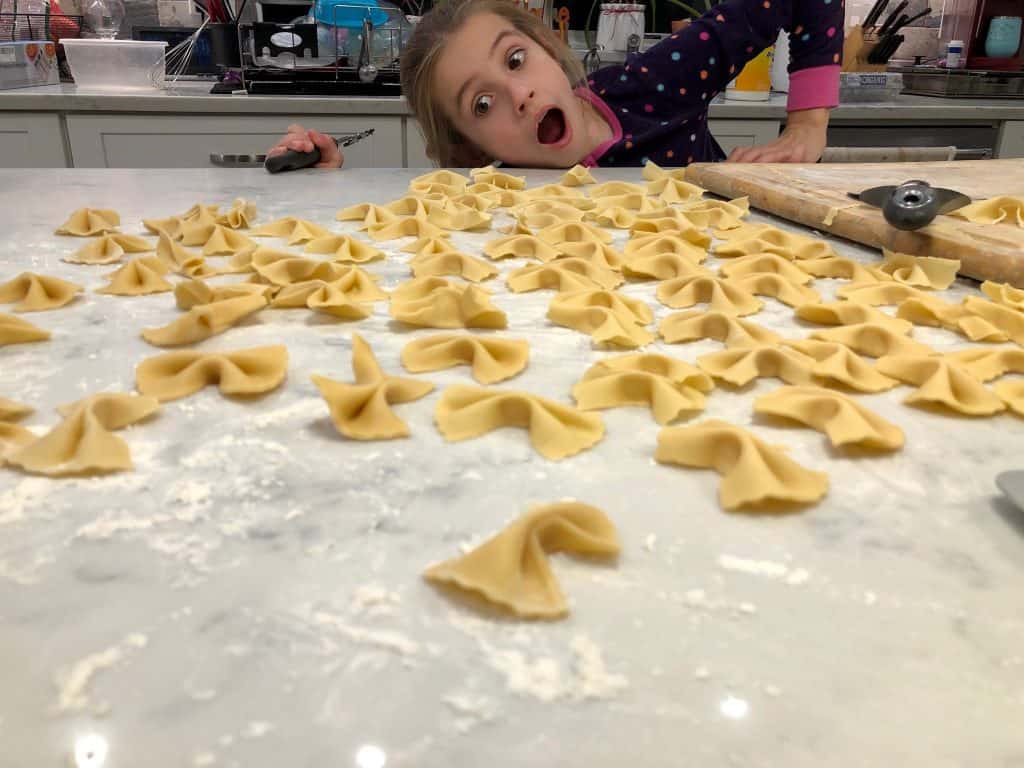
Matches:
[684,160,1024,288]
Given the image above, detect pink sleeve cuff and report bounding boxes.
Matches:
[787,65,841,112]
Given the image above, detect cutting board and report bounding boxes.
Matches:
[684,160,1024,288]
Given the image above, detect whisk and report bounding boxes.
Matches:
[151,17,211,88]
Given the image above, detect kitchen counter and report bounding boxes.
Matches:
[1,167,1022,768]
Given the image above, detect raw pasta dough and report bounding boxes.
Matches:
[483,234,561,262]
[156,233,223,278]
[304,234,386,264]
[676,197,749,230]
[64,233,153,265]
[271,280,373,320]
[0,272,82,312]
[874,250,960,290]
[836,282,928,305]
[960,297,1024,346]
[401,335,529,384]
[423,501,619,619]
[714,224,835,260]
[875,355,1005,416]
[97,257,173,296]
[174,278,272,309]
[560,164,596,186]
[622,252,711,281]
[647,176,705,204]
[554,241,626,271]
[698,345,816,387]
[655,419,829,510]
[251,217,331,244]
[980,281,1024,312]
[470,165,527,190]
[141,293,267,347]
[796,301,913,334]
[55,208,120,236]
[945,347,1024,382]
[254,254,355,286]
[311,333,434,440]
[336,203,400,228]
[0,398,34,462]
[412,251,499,283]
[811,322,933,358]
[0,313,50,345]
[995,381,1024,416]
[5,393,160,476]
[718,253,814,285]
[367,216,447,241]
[623,232,709,261]
[538,222,612,246]
[796,257,885,285]
[389,277,507,329]
[506,260,621,293]
[896,295,1009,343]
[547,289,654,348]
[216,198,257,229]
[656,275,762,316]
[951,196,1024,227]
[435,384,604,460]
[659,310,781,348]
[728,273,821,308]
[783,339,898,393]
[754,385,904,450]
[136,345,288,401]
[572,353,713,424]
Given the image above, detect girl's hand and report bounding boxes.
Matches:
[266,124,345,169]
[727,108,829,164]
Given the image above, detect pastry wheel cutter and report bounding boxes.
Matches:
[848,179,972,231]
[208,129,376,172]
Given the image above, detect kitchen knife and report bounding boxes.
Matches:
[863,0,890,30]
[849,180,972,231]
[876,0,908,36]
[263,128,376,174]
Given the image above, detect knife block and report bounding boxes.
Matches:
[842,26,889,72]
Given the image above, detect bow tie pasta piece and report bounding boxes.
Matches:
[655,420,829,511]
[389,277,507,329]
[141,293,267,347]
[589,181,647,198]
[409,170,470,196]
[336,203,401,229]
[837,282,931,306]
[304,234,386,264]
[200,226,258,257]
[586,193,666,214]
[579,206,639,229]
[483,235,561,262]
[659,310,781,348]
[312,334,434,440]
[0,398,34,461]
[896,295,1009,343]
[401,335,529,384]
[876,355,1005,416]
[523,183,587,201]
[469,166,527,190]
[810,323,933,358]
[960,297,1024,346]
[629,211,706,237]
[624,232,710,260]
[622,252,712,282]
[656,275,763,316]
[382,196,431,218]
[728,273,821,308]
[435,385,604,460]
[5,393,160,476]
[796,257,887,285]
[677,197,750,231]
[216,198,257,229]
[155,233,223,278]
[136,345,288,402]
[646,176,705,204]
[719,254,814,285]
[783,339,898,393]
[254,255,352,286]
[547,289,654,348]
[423,501,619,619]
[560,164,596,186]
[96,257,173,296]
[412,251,499,283]
[251,217,330,245]
[366,216,447,242]
[0,273,82,312]
[538,221,613,246]
[270,280,373,320]
[55,208,120,236]
[174,278,273,309]
[144,215,184,240]
[945,347,1024,382]
[507,259,621,293]
[466,183,529,208]
[698,345,816,387]
[796,301,913,334]
[0,313,50,346]
[754,385,904,451]
[642,160,694,182]
[572,353,713,424]
[980,281,1024,312]
[874,250,960,290]
[402,236,456,258]
[950,196,1024,227]
[515,199,588,222]
[426,200,493,232]
[0,397,32,422]
[995,381,1024,416]
[553,241,626,271]
[714,225,835,260]
[64,233,153,265]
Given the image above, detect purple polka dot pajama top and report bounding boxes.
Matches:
[580,0,845,167]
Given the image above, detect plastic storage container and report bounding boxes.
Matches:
[63,39,167,91]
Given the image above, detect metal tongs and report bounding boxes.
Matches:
[849,179,972,231]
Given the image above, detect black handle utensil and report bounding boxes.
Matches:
[264,128,376,174]
[850,179,972,231]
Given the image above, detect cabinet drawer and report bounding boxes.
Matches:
[708,119,781,156]
[0,113,68,168]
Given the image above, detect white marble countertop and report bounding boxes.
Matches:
[4,81,1024,121]
[1,168,1023,768]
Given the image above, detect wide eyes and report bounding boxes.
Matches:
[470,47,527,118]
[473,94,493,117]
[509,48,525,70]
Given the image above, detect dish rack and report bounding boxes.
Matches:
[0,9,85,80]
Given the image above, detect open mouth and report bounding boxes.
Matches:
[536,107,568,146]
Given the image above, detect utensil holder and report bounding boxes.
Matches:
[208,22,240,68]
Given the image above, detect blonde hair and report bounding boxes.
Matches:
[401,0,586,167]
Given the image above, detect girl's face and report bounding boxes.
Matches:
[433,12,593,168]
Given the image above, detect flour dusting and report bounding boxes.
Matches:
[54,633,148,714]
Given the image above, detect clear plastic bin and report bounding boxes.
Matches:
[63,39,168,91]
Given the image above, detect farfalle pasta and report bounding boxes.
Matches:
[547,289,654,348]
[312,334,434,440]
[656,275,762,316]
[538,221,612,246]
[783,339,898,393]
[961,297,1024,346]
[506,259,621,293]
[622,252,711,281]
[836,282,928,306]
[304,234,385,264]
[796,257,885,285]
[251,216,329,245]
[896,295,1009,343]
[253,255,352,286]
[0,313,50,346]
[646,176,705,204]
[434,384,604,460]
[697,345,816,387]
[945,347,1024,382]
[714,224,834,260]
[483,234,560,262]
[216,198,257,229]
[366,216,447,242]
[96,257,173,296]
[0,272,82,312]
[876,355,1005,416]
[136,345,288,401]
[55,208,120,236]
[389,277,507,329]
[554,241,626,271]
[995,381,1024,416]
[951,195,1024,227]
[811,323,933,358]
[64,233,153,265]
[729,273,821,308]
[874,250,960,290]
[411,251,498,283]
[270,280,372,320]
[676,197,749,230]
[336,203,401,228]
[155,233,222,278]
[470,165,527,190]
[980,281,1024,312]
[655,419,829,510]
[423,501,618,619]
[796,301,913,334]
[141,293,267,347]
[401,335,529,384]
[426,200,493,231]
[174,278,272,309]
[754,385,904,451]
[560,164,596,186]
[623,232,709,260]
[659,310,781,348]
[718,253,813,285]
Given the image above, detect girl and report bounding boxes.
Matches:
[268,0,842,169]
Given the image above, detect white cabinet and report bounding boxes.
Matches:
[0,113,68,167]
[709,118,781,156]
[997,121,1024,159]
[64,115,405,168]
[405,119,434,168]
